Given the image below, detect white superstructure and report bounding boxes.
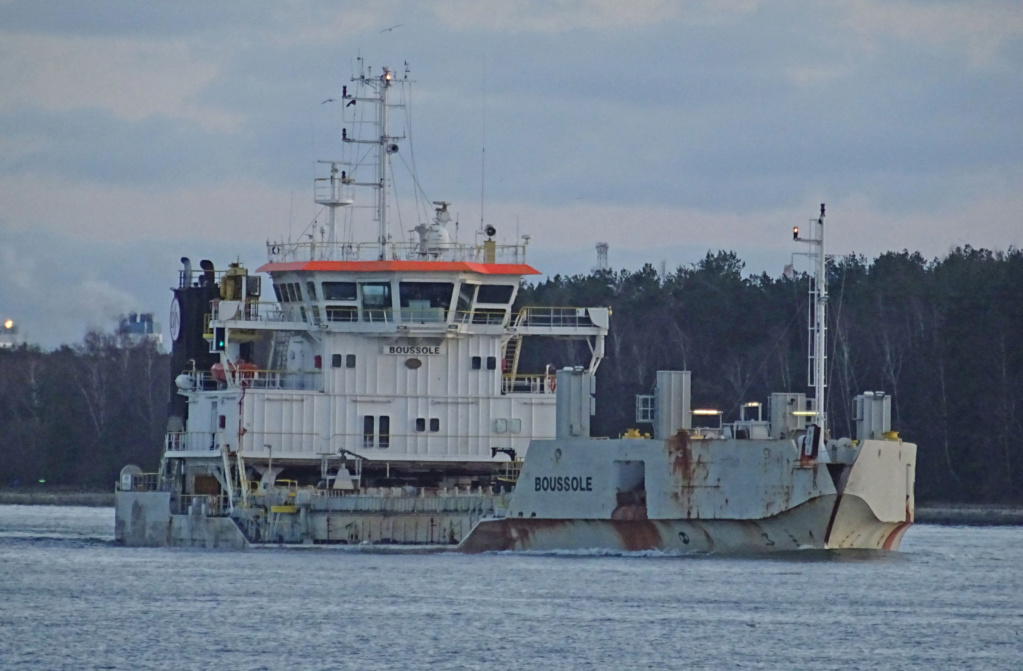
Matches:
[152,63,607,521]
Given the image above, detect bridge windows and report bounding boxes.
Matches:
[476,284,514,304]
[322,282,357,301]
[361,282,392,322]
[399,282,454,323]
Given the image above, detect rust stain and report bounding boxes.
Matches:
[882,521,912,550]
[668,430,692,480]
[609,521,663,551]
[611,491,648,521]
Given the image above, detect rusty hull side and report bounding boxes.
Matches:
[459,496,842,553]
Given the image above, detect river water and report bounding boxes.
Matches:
[0,505,1020,670]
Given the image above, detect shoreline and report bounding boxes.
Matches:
[1,492,1021,525]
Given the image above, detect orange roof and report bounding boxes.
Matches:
[257,260,540,275]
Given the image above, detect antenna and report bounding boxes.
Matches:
[479,52,487,232]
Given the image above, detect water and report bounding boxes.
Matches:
[1,505,1021,670]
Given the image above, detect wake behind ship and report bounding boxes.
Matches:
[115,63,915,553]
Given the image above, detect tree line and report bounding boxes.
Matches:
[0,332,167,490]
[1,245,1020,502]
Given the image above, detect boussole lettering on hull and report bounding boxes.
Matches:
[534,475,593,492]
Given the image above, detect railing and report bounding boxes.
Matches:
[166,432,219,453]
[178,269,228,290]
[118,472,161,492]
[180,369,323,391]
[502,374,556,395]
[399,307,447,323]
[211,301,291,323]
[516,307,595,328]
[265,240,529,265]
[453,309,507,326]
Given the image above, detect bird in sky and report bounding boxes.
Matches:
[380,24,403,33]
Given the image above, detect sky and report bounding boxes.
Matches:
[1,0,1021,348]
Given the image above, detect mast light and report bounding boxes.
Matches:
[792,226,799,240]
[3,319,12,330]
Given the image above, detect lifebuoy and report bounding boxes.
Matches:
[271,245,281,255]
[547,375,556,393]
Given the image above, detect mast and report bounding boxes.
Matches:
[341,66,401,260]
[793,204,828,439]
[376,68,392,260]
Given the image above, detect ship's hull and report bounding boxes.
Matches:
[115,488,913,553]
[117,427,915,553]
[458,494,912,553]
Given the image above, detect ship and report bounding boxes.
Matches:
[115,63,916,553]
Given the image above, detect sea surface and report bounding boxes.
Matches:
[0,505,1020,670]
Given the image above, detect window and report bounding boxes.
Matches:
[285,283,298,302]
[346,354,356,369]
[361,283,392,322]
[361,283,391,308]
[379,416,390,448]
[471,356,482,370]
[331,354,342,368]
[363,416,374,449]
[299,306,307,323]
[476,284,515,304]
[486,356,497,370]
[399,282,454,322]
[430,418,440,432]
[310,306,321,324]
[416,418,426,432]
[305,281,317,300]
[322,282,357,301]
[455,283,477,322]
[326,306,358,322]
[273,284,283,302]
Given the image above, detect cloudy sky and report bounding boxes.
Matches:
[2,0,1021,348]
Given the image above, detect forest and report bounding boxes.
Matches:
[1,245,1020,503]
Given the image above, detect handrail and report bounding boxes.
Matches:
[117,472,161,492]
[178,368,323,391]
[166,432,219,453]
[266,239,529,265]
[211,301,293,323]
[515,306,596,328]
[501,374,556,395]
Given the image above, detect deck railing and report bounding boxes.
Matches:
[265,240,529,265]
[501,374,556,395]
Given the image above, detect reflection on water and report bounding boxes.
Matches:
[1,506,1021,670]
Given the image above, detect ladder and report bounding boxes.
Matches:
[502,335,523,377]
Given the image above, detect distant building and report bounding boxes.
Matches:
[0,319,19,349]
[594,242,609,272]
[117,312,163,346]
